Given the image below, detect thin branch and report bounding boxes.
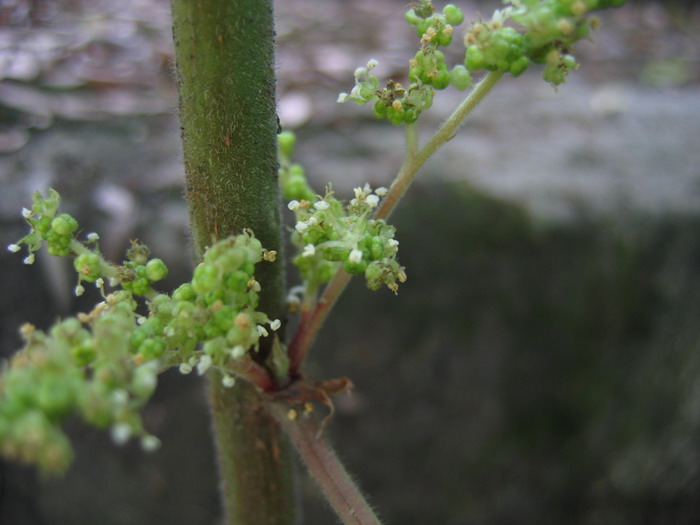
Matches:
[288,71,505,376]
[271,403,382,525]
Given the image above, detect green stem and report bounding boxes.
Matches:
[171,0,296,523]
[271,404,382,525]
[289,71,504,374]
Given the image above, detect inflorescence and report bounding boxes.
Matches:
[1,191,281,473]
[339,0,625,124]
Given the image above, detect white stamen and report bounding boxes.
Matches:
[222,375,236,388]
[257,325,269,337]
[23,254,35,265]
[21,208,31,218]
[74,284,85,296]
[141,435,161,452]
[231,345,246,359]
[287,200,300,211]
[366,195,379,208]
[87,232,100,242]
[367,58,379,69]
[295,221,308,233]
[7,243,21,253]
[197,355,212,375]
[314,201,329,210]
[111,423,132,446]
[375,187,388,196]
[179,363,193,374]
[349,249,363,264]
[270,319,281,331]
[302,244,315,257]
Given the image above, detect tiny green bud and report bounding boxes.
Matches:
[145,258,168,282]
[443,4,464,26]
[50,213,78,236]
[278,130,296,158]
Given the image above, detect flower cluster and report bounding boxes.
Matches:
[339,0,626,124]
[289,186,406,294]
[279,133,406,295]
[465,0,626,85]
[338,3,471,125]
[2,192,280,473]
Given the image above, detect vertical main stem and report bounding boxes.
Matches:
[171,1,296,524]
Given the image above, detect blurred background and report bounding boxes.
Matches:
[2,0,700,523]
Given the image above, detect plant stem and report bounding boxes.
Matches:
[272,404,382,525]
[171,0,296,523]
[288,71,504,375]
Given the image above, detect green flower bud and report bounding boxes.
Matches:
[192,263,220,295]
[465,46,486,71]
[278,130,296,158]
[443,4,464,25]
[449,65,471,90]
[430,68,451,90]
[51,213,78,236]
[509,56,530,77]
[145,259,168,282]
[74,252,102,282]
[132,365,157,399]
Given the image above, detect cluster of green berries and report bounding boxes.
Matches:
[405,3,472,91]
[0,297,160,474]
[3,192,282,473]
[339,0,625,124]
[130,232,281,378]
[464,0,625,84]
[279,132,406,294]
[7,189,80,262]
[338,3,472,125]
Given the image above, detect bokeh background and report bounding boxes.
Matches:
[2,0,700,523]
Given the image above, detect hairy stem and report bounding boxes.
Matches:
[171,0,296,523]
[272,404,382,525]
[289,71,504,374]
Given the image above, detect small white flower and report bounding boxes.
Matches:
[307,216,318,226]
[375,187,388,196]
[109,277,119,287]
[366,195,379,208]
[270,319,281,331]
[87,232,100,242]
[349,198,359,206]
[23,254,35,265]
[111,389,129,407]
[314,200,329,211]
[257,325,269,337]
[95,278,104,289]
[111,423,132,446]
[353,187,364,199]
[197,354,212,375]
[388,239,399,248]
[302,244,315,257]
[179,363,193,374]
[7,243,20,253]
[350,85,362,99]
[337,92,349,103]
[367,58,379,69]
[295,221,308,233]
[353,67,367,80]
[287,200,300,211]
[222,375,236,388]
[21,207,31,218]
[141,435,161,452]
[349,249,363,264]
[231,345,246,359]
[74,284,85,296]
[137,316,146,325]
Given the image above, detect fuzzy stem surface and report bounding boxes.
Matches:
[171,0,296,523]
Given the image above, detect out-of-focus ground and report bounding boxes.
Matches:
[1,1,700,524]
